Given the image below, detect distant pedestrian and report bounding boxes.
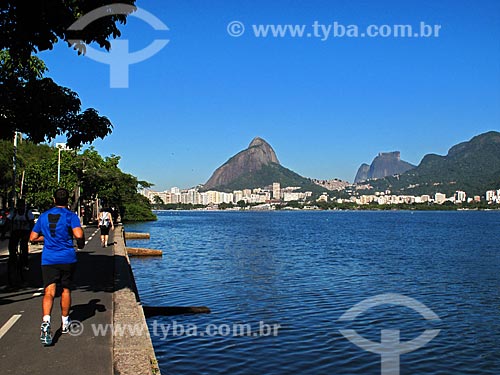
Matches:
[7,199,34,271]
[30,188,85,346]
[98,208,114,247]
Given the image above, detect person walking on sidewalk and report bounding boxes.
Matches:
[7,199,35,271]
[30,188,85,346]
[98,208,114,247]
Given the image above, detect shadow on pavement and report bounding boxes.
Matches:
[0,251,134,305]
[71,298,107,323]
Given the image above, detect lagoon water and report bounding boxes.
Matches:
[126,211,500,375]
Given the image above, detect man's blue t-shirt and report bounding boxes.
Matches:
[32,207,81,265]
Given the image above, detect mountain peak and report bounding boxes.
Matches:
[249,137,268,148]
[354,151,415,183]
[202,137,285,191]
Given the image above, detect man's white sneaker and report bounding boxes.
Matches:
[62,319,72,334]
[40,322,52,346]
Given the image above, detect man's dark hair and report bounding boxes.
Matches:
[16,199,26,208]
[54,188,69,206]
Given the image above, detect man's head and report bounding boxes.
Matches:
[53,188,69,207]
[16,199,26,209]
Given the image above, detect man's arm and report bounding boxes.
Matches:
[29,230,44,242]
[73,227,85,249]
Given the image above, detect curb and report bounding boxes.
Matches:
[113,225,161,375]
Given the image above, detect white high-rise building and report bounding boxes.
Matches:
[234,190,244,203]
[455,191,466,203]
[273,182,281,200]
[486,190,497,202]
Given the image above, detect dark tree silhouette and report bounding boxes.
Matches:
[0,1,136,62]
[0,1,137,147]
[0,52,112,148]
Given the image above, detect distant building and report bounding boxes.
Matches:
[220,192,234,204]
[435,193,446,204]
[273,182,281,200]
[420,195,430,203]
[455,191,466,203]
[317,194,328,203]
[145,190,168,204]
[486,190,497,202]
[283,192,306,202]
[234,190,244,203]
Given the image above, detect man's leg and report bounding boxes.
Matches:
[7,233,21,285]
[43,283,57,317]
[19,231,29,269]
[61,288,71,317]
[41,282,56,345]
[60,263,76,333]
[8,232,20,262]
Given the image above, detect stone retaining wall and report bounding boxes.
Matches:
[113,226,161,375]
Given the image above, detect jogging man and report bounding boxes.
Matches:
[30,188,85,346]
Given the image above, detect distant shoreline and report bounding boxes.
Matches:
[152,207,500,213]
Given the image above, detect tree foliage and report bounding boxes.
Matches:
[0,1,139,147]
[0,51,113,148]
[0,140,155,221]
[0,1,136,62]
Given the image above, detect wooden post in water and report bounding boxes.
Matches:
[143,306,211,317]
[125,232,151,240]
[126,247,162,257]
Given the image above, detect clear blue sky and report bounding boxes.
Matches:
[40,0,500,190]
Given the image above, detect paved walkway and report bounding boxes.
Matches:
[0,227,115,374]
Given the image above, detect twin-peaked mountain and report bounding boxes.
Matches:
[202,137,322,193]
[354,151,416,183]
[362,131,500,196]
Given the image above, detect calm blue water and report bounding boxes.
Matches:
[126,211,500,375]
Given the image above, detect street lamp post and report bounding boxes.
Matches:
[56,143,70,184]
[12,132,19,208]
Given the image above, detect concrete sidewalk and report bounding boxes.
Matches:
[0,226,160,375]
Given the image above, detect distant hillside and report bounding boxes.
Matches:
[202,137,325,193]
[210,163,325,193]
[362,131,500,196]
[354,151,416,183]
[311,178,350,191]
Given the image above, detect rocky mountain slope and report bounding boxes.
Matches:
[354,151,416,183]
[362,131,500,196]
[202,137,323,193]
